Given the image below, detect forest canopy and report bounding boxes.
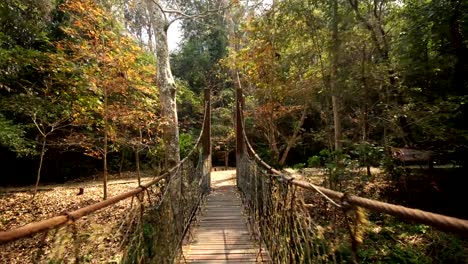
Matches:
[0,0,159,186]
[0,0,467,186]
[1,1,467,263]
[225,0,468,168]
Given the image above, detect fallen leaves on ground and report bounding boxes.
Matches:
[0,171,162,263]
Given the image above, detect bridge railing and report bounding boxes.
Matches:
[0,89,212,263]
[235,101,468,263]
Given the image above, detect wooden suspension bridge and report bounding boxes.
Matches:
[1,87,468,263]
[181,170,269,263]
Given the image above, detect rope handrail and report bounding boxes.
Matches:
[239,110,468,236]
[0,103,210,244]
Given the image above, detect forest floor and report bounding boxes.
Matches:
[298,166,468,263]
[0,171,159,263]
[1,167,467,263]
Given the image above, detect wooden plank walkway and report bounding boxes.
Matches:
[180,170,269,263]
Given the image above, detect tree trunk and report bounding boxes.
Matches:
[136,127,142,186]
[135,148,140,186]
[331,0,342,152]
[119,150,125,176]
[268,124,281,163]
[202,88,211,193]
[147,24,154,52]
[147,0,180,168]
[145,1,182,236]
[235,71,244,187]
[224,150,228,169]
[332,96,341,151]
[361,45,371,177]
[33,136,47,199]
[449,0,468,94]
[279,106,308,166]
[103,87,108,200]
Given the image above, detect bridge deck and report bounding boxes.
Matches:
[181,170,269,263]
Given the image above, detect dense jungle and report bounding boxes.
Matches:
[1,0,467,263]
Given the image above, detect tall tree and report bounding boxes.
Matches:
[330,0,342,151]
[225,0,320,165]
[145,0,180,168]
[57,0,158,199]
[171,0,232,164]
[140,0,231,168]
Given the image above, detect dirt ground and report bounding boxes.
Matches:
[0,171,159,263]
[0,169,239,263]
[210,169,236,187]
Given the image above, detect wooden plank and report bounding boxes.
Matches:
[189,245,257,249]
[190,245,258,249]
[196,223,247,226]
[182,171,270,263]
[188,250,260,255]
[198,217,247,220]
[185,260,267,263]
[186,254,264,260]
[189,242,256,247]
[189,238,254,242]
[189,238,253,242]
[195,226,247,230]
[193,233,251,237]
[196,222,246,225]
[196,223,246,227]
[184,260,270,264]
[187,252,270,257]
[186,255,270,262]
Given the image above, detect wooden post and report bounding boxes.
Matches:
[202,88,212,194]
[235,75,244,188]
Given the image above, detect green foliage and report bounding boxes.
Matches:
[255,144,281,169]
[224,0,468,170]
[177,80,203,137]
[358,217,467,264]
[428,232,468,263]
[351,142,385,168]
[0,0,160,183]
[380,153,407,181]
[292,163,306,169]
[0,114,35,156]
[307,148,360,189]
[388,0,468,165]
[307,155,321,168]
[179,133,195,158]
[171,0,228,94]
[0,0,52,49]
[122,222,154,264]
[171,0,231,159]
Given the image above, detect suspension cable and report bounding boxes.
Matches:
[238,106,468,236]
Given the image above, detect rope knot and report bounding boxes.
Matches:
[282,175,294,185]
[64,211,78,223]
[341,192,353,212]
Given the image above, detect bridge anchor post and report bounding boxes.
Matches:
[202,87,212,194]
[235,72,244,188]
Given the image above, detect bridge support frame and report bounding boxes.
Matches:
[202,87,212,193]
[235,72,244,188]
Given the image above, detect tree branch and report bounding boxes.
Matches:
[149,0,169,25]
[347,0,385,58]
[32,113,45,137]
[150,0,233,26]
